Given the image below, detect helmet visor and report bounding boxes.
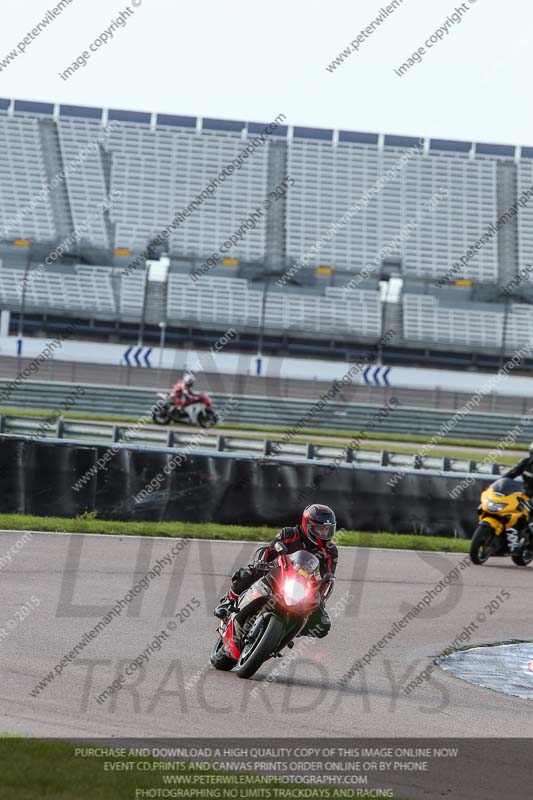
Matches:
[308,521,336,541]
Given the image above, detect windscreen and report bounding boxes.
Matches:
[492,477,524,496]
[289,550,320,576]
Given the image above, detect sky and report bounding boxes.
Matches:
[0,0,531,146]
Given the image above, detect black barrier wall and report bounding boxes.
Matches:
[0,435,494,536]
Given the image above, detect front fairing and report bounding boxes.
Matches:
[238,573,273,613]
[479,480,530,533]
[271,556,322,615]
[237,559,321,619]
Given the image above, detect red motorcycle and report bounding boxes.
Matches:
[152,391,218,427]
[210,546,333,679]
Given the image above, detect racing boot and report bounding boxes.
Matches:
[214,590,238,620]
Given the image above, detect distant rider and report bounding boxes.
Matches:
[214,504,338,639]
[170,372,197,410]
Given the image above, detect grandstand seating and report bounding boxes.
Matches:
[166,275,382,337]
[107,123,268,259]
[2,100,533,359]
[516,160,533,272]
[119,269,144,318]
[0,116,56,241]
[0,263,382,338]
[0,261,117,316]
[285,137,499,282]
[57,118,110,249]
[2,253,533,357]
[403,294,500,349]
[0,102,520,287]
[394,151,498,283]
[402,292,533,351]
[72,265,116,314]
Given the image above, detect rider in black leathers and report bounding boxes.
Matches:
[214,505,338,639]
[503,445,533,552]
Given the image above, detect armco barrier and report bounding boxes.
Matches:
[0,435,493,537]
[0,378,532,441]
[0,412,507,475]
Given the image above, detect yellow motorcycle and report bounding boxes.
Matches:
[470,477,532,566]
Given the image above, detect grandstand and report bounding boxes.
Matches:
[0,97,532,367]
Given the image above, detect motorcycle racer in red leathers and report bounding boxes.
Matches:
[170,372,197,410]
[214,504,338,639]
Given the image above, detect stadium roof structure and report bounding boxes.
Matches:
[1,97,530,159]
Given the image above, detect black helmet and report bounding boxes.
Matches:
[301,504,336,546]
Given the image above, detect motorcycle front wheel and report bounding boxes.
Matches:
[210,634,236,671]
[235,614,284,679]
[152,407,171,425]
[470,523,499,565]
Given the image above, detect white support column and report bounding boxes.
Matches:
[0,311,10,337]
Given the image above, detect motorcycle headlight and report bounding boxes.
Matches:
[283,578,308,606]
[484,499,506,512]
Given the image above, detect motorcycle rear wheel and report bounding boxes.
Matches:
[199,408,218,428]
[235,614,284,679]
[152,408,171,425]
[470,523,498,565]
[511,549,532,567]
[210,634,236,671]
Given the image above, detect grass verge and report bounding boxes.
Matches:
[0,514,470,553]
[0,738,399,800]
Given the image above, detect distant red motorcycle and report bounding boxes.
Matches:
[210,545,334,679]
[152,391,218,427]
